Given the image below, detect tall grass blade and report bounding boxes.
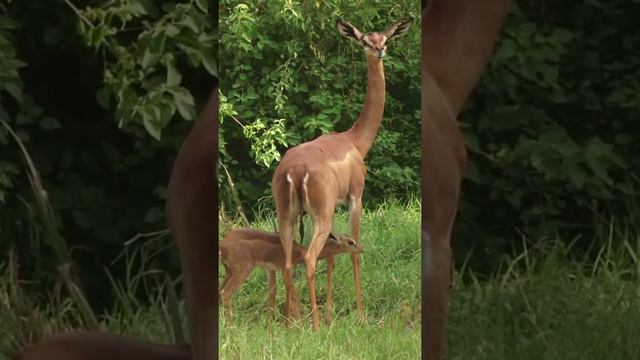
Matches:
[57,264,99,331]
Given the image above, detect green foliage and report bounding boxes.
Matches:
[449,225,640,359]
[455,0,640,268]
[0,5,27,203]
[219,0,421,209]
[241,118,288,168]
[0,0,214,308]
[76,0,216,139]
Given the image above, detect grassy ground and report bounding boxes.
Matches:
[218,200,422,359]
[2,201,640,359]
[448,236,640,360]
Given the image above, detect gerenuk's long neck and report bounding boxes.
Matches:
[345,53,386,158]
[423,0,511,116]
[167,87,218,360]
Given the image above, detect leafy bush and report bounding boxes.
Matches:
[218,0,422,211]
[0,0,214,306]
[456,1,640,269]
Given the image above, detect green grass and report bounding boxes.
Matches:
[3,201,640,359]
[448,235,640,360]
[218,200,422,359]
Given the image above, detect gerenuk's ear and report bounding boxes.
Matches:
[383,18,413,41]
[336,18,364,42]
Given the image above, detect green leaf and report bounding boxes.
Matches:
[530,153,543,170]
[586,157,613,185]
[16,114,31,125]
[565,162,587,189]
[169,87,195,105]
[3,82,23,103]
[137,31,153,50]
[195,0,208,13]
[0,15,19,30]
[89,26,106,47]
[149,32,167,55]
[142,107,162,140]
[202,53,217,77]
[144,207,165,223]
[158,100,176,124]
[179,15,199,33]
[165,24,180,37]
[40,116,62,130]
[1,58,28,70]
[176,99,195,120]
[166,62,182,86]
[463,161,483,184]
[125,1,147,16]
[141,48,160,69]
[171,87,196,120]
[96,87,111,109]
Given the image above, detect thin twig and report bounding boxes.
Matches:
[229,114,246,130]
[58,263,100,331]
[110,229,171,266]
[61,0,95,28]
[1,117,100,332]
[218,160,249,226]
[164,273,185,344]
[124,229,171,247]
[0,118,70,263]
